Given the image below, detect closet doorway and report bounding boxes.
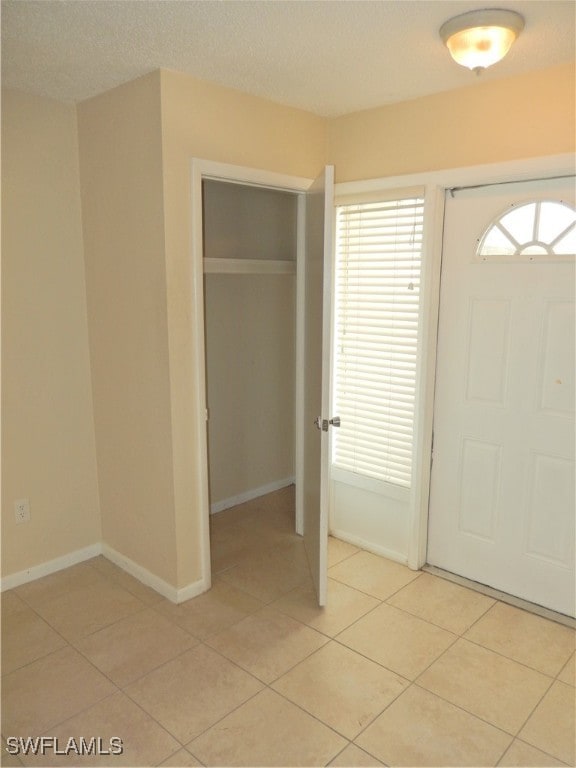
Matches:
[203,178,301,593]
[191,160,335,606]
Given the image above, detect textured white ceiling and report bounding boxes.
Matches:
[1,0,575,117]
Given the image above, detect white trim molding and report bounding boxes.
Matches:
[329,529,408,566]
[1,543,102,591]
[191,159,311,194]
[102,544,208,604]
[210,476,296,515]
[335,154,575,200]
[294,194,306,536]
[1,540,207,605]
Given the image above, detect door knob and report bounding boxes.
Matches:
[329,417,341,427]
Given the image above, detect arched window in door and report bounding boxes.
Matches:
[477,200,576,262]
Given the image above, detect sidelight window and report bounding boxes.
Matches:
[332,193,425,488]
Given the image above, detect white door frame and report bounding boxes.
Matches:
[190,159,312,590]
[334,153,575,570]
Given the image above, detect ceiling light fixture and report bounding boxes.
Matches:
[440,8,525,73]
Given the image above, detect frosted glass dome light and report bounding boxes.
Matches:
[440,9,525,72]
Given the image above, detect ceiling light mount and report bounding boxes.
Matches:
[440,8,525,73]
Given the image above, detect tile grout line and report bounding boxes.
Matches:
[0,616,71,681]
[352,673,517,768]
[406,615,554,743]
[461,634,570,679]
[175,683,266,753]
[325,579,428,643]
[4,582,566,757]
[118,640,265,755]
[202,616,331,685]
[495,738,519,767]
[341,741,390,768]
[3,496,571,768]
[153,627,377,762]
[338,621,464,750]
[327,570,424,605]
[511,735,572,767]
[155,745,205,767]
[366,592,571,682]
[10,688,123,747]
[321,740,355,768]
[422,564,576,629]
[460,588,574,674]
[508,673,558,742]
[14,632,190,763]
[122,630,326,745]
[73,624,199,689]
[9,557,154,646]
[555,651,576,685]
[45,558,332,753]
[495,734,572,768]
[160,583,419,758]
[4,580,204,761]
[326,607,500,758]
[331,594,554,756]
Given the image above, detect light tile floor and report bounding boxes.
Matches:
[2,486,575,767]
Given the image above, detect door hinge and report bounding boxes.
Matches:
[315,416,341,431]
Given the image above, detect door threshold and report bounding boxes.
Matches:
[423,564,575,629]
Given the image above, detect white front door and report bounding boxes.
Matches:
[302,166,335,607]
[428,176,575,616]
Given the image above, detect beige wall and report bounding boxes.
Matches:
[203,180,298,262]
[328,63,576,182]
[77,72,178,584]
[159,69,326,587]
[205,274,296,504]
[1,89,101,575]
[160,68,326,177]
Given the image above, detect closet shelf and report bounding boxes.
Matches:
[203,258,296,275]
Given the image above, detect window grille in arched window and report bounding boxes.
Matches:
[477,200,576,262]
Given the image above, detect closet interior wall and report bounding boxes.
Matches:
[203,180,298,515]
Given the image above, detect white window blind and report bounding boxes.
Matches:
[333,195,424,488]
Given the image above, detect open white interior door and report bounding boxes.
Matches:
[302,166,335,607]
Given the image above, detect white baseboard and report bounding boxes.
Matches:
[102,544,210,604]
[1,543,103,592]
[329,528,410,567]
[210,476,295,515]
[1,541,209,606]
[175,576,212,603]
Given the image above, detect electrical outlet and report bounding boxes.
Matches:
[15,498,30,524]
